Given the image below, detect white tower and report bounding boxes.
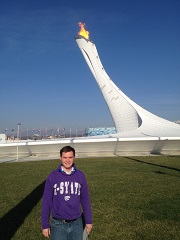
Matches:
[75,23,180,138]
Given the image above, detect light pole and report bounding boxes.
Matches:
[32,129,34,139]
[17,123,21,140]
[39,129,41,139]
[46,128,47,139]
[5,129,7,142]
[26,129,28,140]
[57,128,60,138]
[17,123,21,161]
[12,129,14,141]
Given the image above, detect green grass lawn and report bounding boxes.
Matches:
[0,156,180,240]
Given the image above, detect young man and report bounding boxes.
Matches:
[41,146,92,239]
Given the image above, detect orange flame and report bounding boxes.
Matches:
[78,22,89,39]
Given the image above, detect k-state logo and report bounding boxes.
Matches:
[64,196,70,201]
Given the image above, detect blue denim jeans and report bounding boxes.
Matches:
[50,217,83,240]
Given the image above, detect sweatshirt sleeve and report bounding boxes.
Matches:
[80,173,92,224]
[41,174,53,229]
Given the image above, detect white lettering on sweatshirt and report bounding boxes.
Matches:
[54,181,81,195]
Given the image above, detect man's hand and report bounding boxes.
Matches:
[86,224,93,235]
[42,228,50,238]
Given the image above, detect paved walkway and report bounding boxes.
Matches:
[0,155,59,163]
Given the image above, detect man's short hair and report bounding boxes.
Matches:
[60,146,75,157]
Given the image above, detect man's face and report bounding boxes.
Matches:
[60,151,75,171]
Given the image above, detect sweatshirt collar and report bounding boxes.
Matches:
[58,164,76,175]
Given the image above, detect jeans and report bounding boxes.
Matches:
[50,217,83,240]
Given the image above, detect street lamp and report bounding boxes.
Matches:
[17,123,21,140]
[17,123,21,161]
[5,129,8,142]
[45,128,47,139]
[26,129,28,140]
[32,129,34,139]
[12,129,15,141]
[57,128,60,138]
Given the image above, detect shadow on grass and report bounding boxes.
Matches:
[125,157,180,173]
[0,181,45,240]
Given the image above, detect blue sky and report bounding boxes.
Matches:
[0,0,180,135]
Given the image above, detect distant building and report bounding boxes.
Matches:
[85,127,116,136]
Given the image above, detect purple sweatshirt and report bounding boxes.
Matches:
[41,164,92,229]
